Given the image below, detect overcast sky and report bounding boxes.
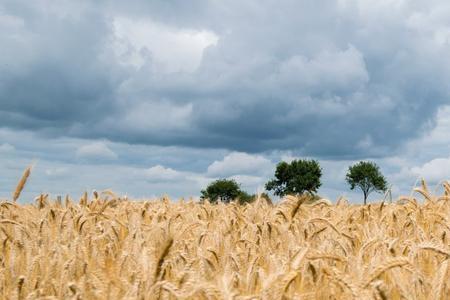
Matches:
[1,0,450,202]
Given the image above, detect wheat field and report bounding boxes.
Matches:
[1,178,450,299]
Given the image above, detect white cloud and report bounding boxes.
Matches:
[274,46,369,93]
[113,17,218,72]
[45,167,69,178]
[144,165,184,182]
[228,174,266,191]
[76,142,118,160]
[279,153,299,163]
[405,105,450,158]
[0,143,15,153]
[207,152,273,177]
[411,158,450,183]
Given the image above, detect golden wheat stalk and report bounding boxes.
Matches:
[361,258,410,288]
[12,165,32,202]
[0,177,449,299]
[431,260,449,300]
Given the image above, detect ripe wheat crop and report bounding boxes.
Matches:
[1,174,450,299]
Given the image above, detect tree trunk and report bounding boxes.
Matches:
[363,191,368,205]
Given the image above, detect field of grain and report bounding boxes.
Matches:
[1,180,450,299]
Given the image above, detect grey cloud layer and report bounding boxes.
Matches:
[1,0,450,157]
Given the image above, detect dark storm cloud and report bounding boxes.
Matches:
[1,0,450,157]
[0,1,123,130]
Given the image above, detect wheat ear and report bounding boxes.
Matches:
[13,165,32,202]
[361,258,410,288]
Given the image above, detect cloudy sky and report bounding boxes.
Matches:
[1,0,450,202]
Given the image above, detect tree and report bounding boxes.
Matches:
[346,161,388,205]
[265,159,322,197]
[201,179,247,204]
